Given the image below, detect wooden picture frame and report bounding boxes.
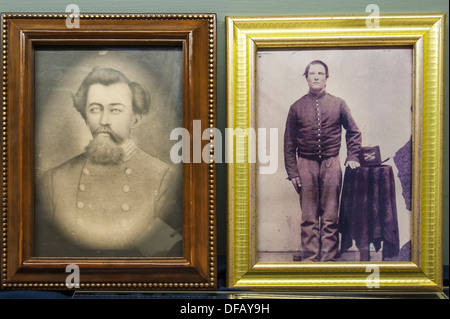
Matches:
[1,13,217,290]
[226,14,445,291]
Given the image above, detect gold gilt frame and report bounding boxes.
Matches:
[226,14,445,291]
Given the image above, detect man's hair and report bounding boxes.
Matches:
[303,60,329,78]
[72,67,151,119]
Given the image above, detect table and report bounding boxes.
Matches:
[339,165,400,261]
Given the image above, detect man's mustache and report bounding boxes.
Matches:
[92,126,123,143]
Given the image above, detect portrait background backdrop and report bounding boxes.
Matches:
[0,0,448,282]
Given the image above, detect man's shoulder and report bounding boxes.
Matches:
[40,153,88,188]
[324,92,346,103]
[131,149,181,187]
[288,95,308,112]
[292,94,310,105]
[50,153,87,175]
[133,149,173,175]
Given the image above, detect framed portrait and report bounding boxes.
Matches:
[1,13,217,290]
[226,14,445,291]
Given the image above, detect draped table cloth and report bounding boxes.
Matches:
[339,165,400,261]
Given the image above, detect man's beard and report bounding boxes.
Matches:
[85,127,124,165]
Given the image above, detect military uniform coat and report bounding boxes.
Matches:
[35,148,182,257]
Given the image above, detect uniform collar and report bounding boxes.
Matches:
[308,89,327,99]
[120,139,138,162]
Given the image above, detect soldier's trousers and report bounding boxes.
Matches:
[297,156,342,262]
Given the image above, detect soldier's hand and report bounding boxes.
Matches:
[346,160,360,169]
[291,177,301,194]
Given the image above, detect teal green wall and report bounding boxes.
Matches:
[1,0,448,266]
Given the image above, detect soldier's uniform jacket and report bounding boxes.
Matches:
[35,145,182,257]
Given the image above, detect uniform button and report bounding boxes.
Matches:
[121,203,130,211]
[77,201,84,209]
[82,168,90,175]
[122,185,130,193]
[125,168,132,175]
[79,184,86,191]
[318,139,321,142]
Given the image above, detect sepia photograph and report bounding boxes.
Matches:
[34,47,184,258]
[256,47,413,263]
